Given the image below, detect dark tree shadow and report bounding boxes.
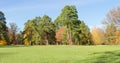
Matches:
[78,50,120,63]
[93,50,120,63]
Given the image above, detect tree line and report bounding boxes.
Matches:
[0,5,120,46]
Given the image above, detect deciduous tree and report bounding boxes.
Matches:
[91,27,104,45]
[102,6,120,26]
[105,23,116,45]
[115,29,120,44]
[40,15,55,45]
[9,23,18,45]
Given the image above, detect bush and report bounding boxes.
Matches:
[0,40,7,46]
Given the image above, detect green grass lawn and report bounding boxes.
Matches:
[0,45,120,63]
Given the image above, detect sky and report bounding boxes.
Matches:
[0,0,120,31]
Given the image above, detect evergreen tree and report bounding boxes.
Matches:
[71,20,81,45]
[0,11,10,44]
[55,5,78,45]
[79,21,92,45]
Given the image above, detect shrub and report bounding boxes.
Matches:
[0,40,7,46]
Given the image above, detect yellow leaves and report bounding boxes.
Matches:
[24,39,30,45]
[91,27,104,45]
[91,26,120,45]
[115,29,120,44]
[24,33,30,45]
[0,40,7,46]
[23,34,27,39]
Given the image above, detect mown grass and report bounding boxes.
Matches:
[0,45,120,63]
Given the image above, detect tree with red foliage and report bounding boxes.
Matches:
[55,27,65,45]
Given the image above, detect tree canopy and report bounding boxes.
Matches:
[1,5,120,46]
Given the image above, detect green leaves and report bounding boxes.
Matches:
[55,5,92,45]
[41,15,51,33]
[24,15,56,45]
[0,5,92,45]
[0,11,5,21]
[40,15,55,45]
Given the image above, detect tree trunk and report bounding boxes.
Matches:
[12,32,16,45]
[69,31,72,45]
[45,33,49,45]
[46,39,48,45]
[67,30,72,45]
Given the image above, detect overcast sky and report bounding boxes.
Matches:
[0,0,120,31]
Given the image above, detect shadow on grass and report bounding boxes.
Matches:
[94,51,120,63]
[80,50,120,63]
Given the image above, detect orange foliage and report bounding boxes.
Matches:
[0,40,7,46]
[55,27,65,44]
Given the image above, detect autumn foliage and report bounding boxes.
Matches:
[1,6,120,46]
[0,40,7,46]
[115,29,120,44]
[91,27,104,45]
[55,27,65,44]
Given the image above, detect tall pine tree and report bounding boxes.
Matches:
[0,11,10,44]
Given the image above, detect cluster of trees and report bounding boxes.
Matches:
[91,6,120,45]
[0,5,120,45]
[23,5,92,45]
[24,16,56,45]
[0,11,23,45]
